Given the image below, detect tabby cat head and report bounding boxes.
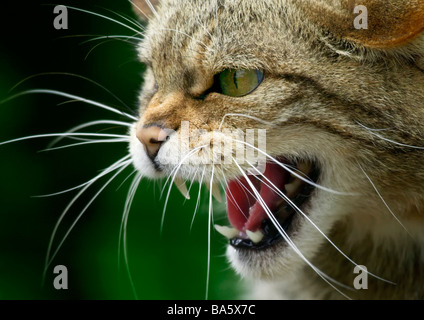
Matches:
[129,0,424,299]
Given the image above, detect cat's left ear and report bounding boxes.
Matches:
[346,0,424,48]
[303,0,424,49]
[131,0,160,21]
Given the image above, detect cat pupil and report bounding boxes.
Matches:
[233,71,239,89]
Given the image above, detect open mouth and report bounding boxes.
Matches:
[215,158,319,250]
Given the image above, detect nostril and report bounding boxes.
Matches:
[136,124,171,161]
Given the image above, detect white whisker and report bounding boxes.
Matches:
[359,164,412,238]
[0,132,128,147]
[35,155,131,199]
[81,35,143,44]
[144,0,160,19]
[44,160,132,275]
[226,178,251,221]
[2,89,138,121]
[233,138,355,196]
[103,7,146,32]
[84,39,116,60]
[119,172,143,300]
[357,122,424,150]
[41,156,132,284]
[191,167,206,230]
[129,0,151,21]
[161,145,207,233]
[48,119,131,148]
[186,166,200,203]
[205,165,215,300]
[232,157,352,299]
[9,72,132,112]
[42,138,129,152]
[65,6,144,36]
[246,160,395,286]
[116,169,138,192]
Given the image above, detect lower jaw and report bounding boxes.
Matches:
[226,234,298,281]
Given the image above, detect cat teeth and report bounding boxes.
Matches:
[285,162,312,198]
[214,225,239,239]
[205,182,222,203]
[285,178,304,198]
[214,225,264,244]
[173,177,190,200]
[246,230,264,244]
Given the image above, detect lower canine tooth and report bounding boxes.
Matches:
[174,177,190,200]
[246,230,264,244]
[214,225,239,239]
[206,182,222,203]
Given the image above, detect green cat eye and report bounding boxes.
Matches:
[218,69,264,97]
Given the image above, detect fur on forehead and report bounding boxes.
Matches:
[137,0,299,74]
[137,0,424,67]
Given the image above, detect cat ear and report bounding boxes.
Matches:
[302,0,424,49]
[131,0,159,21]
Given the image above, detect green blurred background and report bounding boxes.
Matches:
[0,0,239,299]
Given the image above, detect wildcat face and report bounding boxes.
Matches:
[130,0,424,299]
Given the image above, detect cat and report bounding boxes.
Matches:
[129,0,424,300]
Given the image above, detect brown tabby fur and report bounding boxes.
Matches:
[130,0,424,299]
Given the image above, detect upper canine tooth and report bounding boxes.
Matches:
[246,229,264,244]
[205,182,222,203]
[174,177,190,200]
[214,225,239,239]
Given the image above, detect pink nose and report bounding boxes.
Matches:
[136,125,170,161]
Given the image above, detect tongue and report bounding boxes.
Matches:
[225,162,289,232]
